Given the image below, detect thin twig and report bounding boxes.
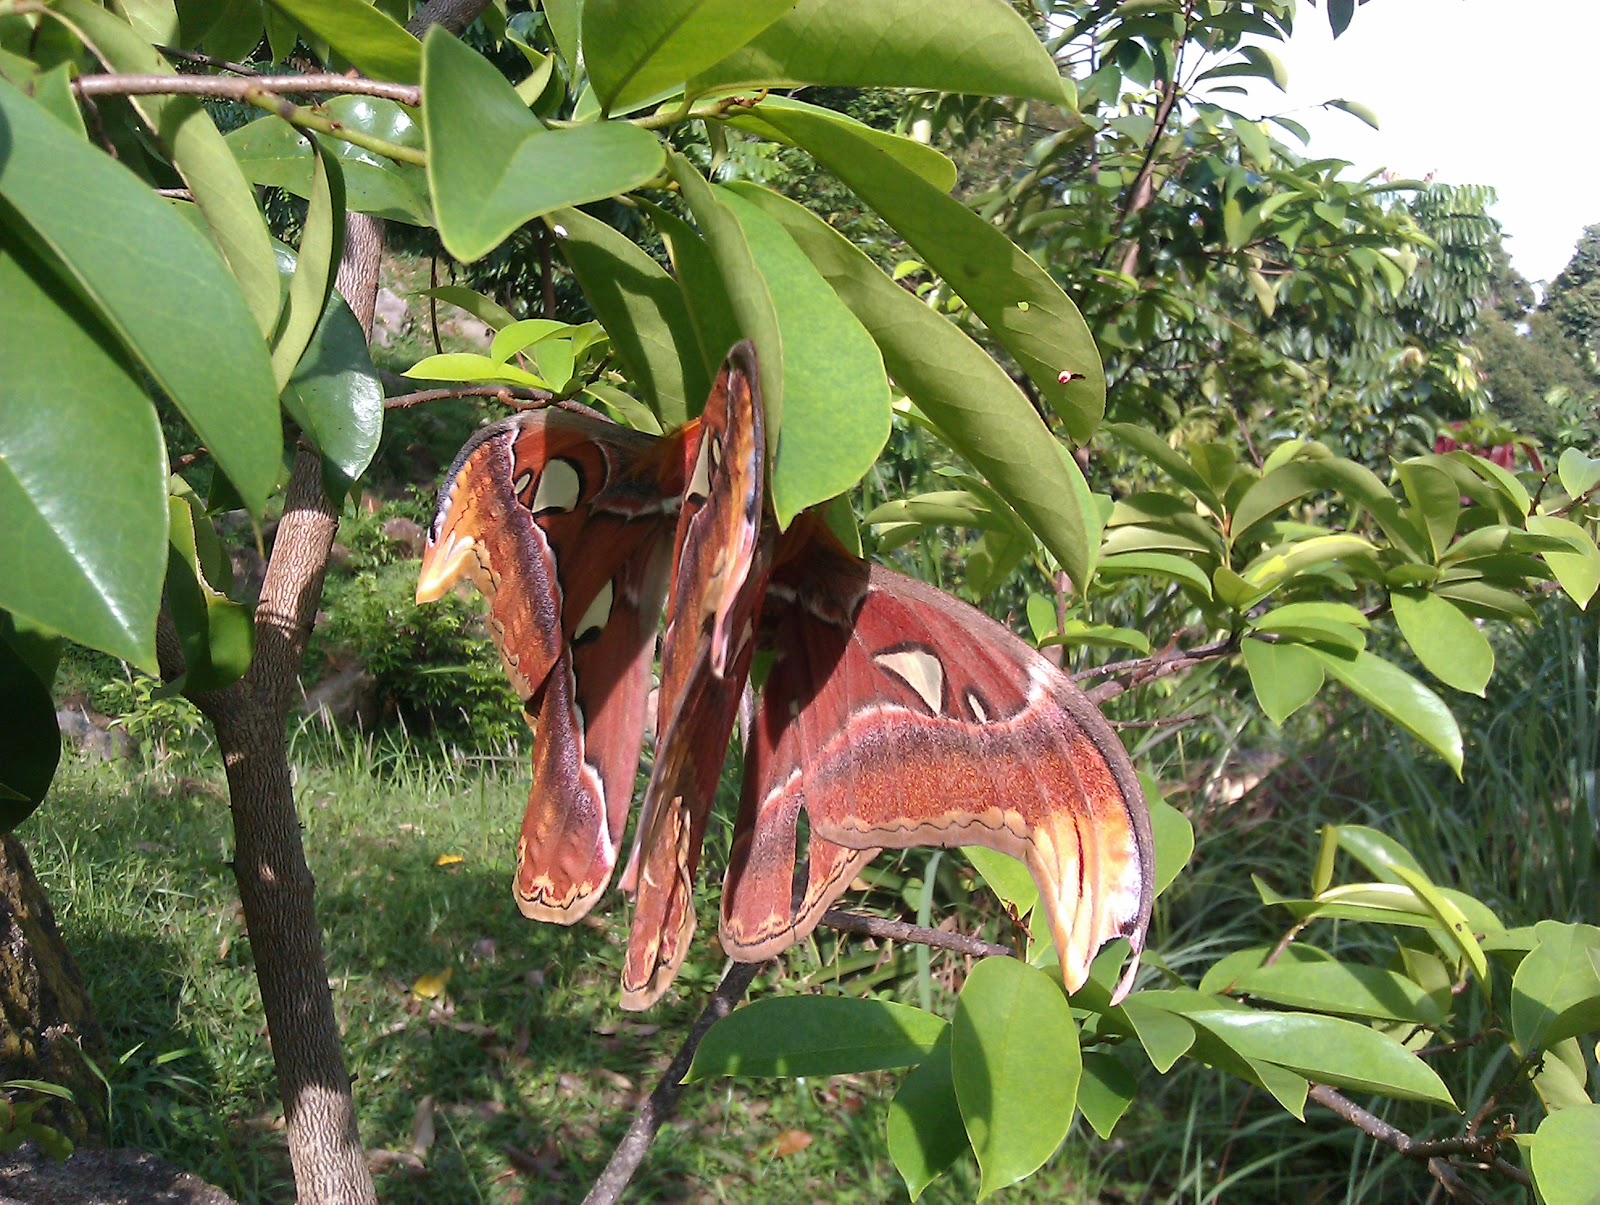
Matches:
[1306,1084,1530,1189]
[582,961,764,1205]
[153,43,261,76]
[383,385,555,411]
[1080,636,1237,705]
[820,910,1015,961]
[73,72,421,105]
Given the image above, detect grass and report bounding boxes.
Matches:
[23,727,1102,1204]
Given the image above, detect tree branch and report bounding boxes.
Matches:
[820,910,1015,960]
[582,961,764,1205]
[72,72,421,106]
[1078,636,1237,705]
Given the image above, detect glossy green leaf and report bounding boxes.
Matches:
[1389,863,1490,987]
[1391,591,1493,695]
[1104,424,1221,513]
[165,495,253,694]
[727,182,1101,587]
[0,235,167,671]
[1094,551,1213,597]
[544,207,706,426]
[1451,450,1530,517]
[1527,514,1600,608]
[952,958,1080,1199]
[1511,922,1600,1052]
[1557,447,1600,499]
[1114,996,1196,1073]
[687,997,947,1080]
[716,187,890,525]
[1241,638,1324,725]
[1310,647,1463,774]
[667,155,784,433]
[226,98,430,225]
[727,96,957,192]
[489,319,569,363]
[1230,461,1325,542]
[1332,825,1426,881]
[0,624,61,830]
[754,105,1104,441]
[1077,1053,1137,1140]
[887,1034,969,1201]
[1249,601,1369,651]
[1233,956,1446,1024]
[0,74,280,515]
[53,0,281,337]
[1530,1105,1600,1205]
[275,249,383,490]
[1242,533,1375,591]
[583,384,663,434]
[1148,782,1194,898]
[694,0,1069,103]
[1396,460,1461,559]
[966,847,1038,919]
[271,137,345,391]
[582,0,795,113]
[1184,1009,1455,1106]
[403,353,551,390]
[418,286,518,332]
[265,0,422,82]
[422,29,665,262]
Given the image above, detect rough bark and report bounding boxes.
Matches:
[0,837,104,1146]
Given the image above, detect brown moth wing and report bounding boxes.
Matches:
[619,344,769,1011]
[721,524,1155,1001]
[418,408,685,922]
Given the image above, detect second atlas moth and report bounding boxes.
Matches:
[416,343,1154,1011]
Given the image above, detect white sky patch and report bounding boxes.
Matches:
[1199,0,1600,285]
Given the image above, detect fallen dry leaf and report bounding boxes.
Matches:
[411,1095,436,1159]
[436,853,464,867]
[366,1149,425,1176]
[767,1130,813,1159]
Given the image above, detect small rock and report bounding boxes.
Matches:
[380,517,426,558]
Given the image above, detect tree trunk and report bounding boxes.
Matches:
[0,834,105,1146]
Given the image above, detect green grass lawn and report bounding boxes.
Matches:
[24,740,1104,1204]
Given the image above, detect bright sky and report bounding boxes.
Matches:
[1225,0,1600,285]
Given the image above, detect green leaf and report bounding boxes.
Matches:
[1310,648,1463,773]
[1531,1106,1600,1205]
[1325,97,1380,129]
[1104,424,1221,513]
[1511,921,1600,1052]
[1148,782,1194,898]
[1077,1053,1137,1140]
[52,0,281,335]
[1389,864,1491,987]
[715,187,891,525]
[1332,825,1427,881]
[727,183,1100,586]
[966,847,1039,918]
[1396,461,1461,559]
[1557,447,1600,499]
[726,95,957,192]
[951,958,1081,1199]
[1232,954,1447,1025]
[489,319,569,363]
[752,105,1104,441]
[275,249,383,490]
[271,137,346,392]
[1094,551,1213,597]
[667,155,784,434]
[264,0,422,83]
[1113,996,1196,1073]
[164,494,253,694]
[1248,604,1366,653]
[584,384,663,434]
[582,0,796,113]
[1184,1010,1456,1107]
[1390,591,1493,695]
[417,286,518,332]
[887,1034,969,1201]
[0,74,280,515]
[1242,533,1376,592]
[403,353,551,389]
[0,623,61,831]
[1242,638,1324,725]
[226,98,431,225]
[1527,514,1600,608]
[687,997,947,1079]
[694,0,1069,103]
[0,235,168,671]
[422,29,666,263]
[544,207,706,427]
